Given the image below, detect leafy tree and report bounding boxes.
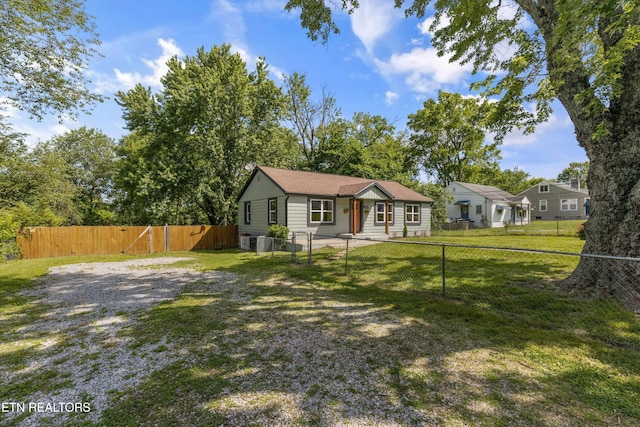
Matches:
[0,0,102,125]
[47,127,117,225]
[285,0,640,303]
[479,166,544,195]
[116,44,296,225]
[557,161,589,185]
[416,183,452,231]
[407,91,500,186]
[313,112,416,183]
[283,72,340,169]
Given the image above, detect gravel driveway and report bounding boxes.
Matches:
[3,257,237,426]
[4,257,447,426]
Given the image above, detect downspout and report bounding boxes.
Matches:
[284,195,289,227]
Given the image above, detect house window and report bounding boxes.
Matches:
[268,198,277,224]
[405,203,421,224]
[475,205,482,215]
[539,184,550,193]
[244,202,251,224]
[561,198,578,211]
[375,202,394,225]
[539,199,548,212]
[309,198,335,224]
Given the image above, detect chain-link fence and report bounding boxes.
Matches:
[256,232,640,351]
[255,232,312,264]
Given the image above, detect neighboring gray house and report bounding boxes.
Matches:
[445,181,531,228]
[237,166,433,239]
[518,180,590,220]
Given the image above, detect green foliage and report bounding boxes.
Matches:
[0,0,102,125]
[408,91,500,186]
[267,224,290,239]
[311,112,416,183]
[0,211,19,260]
[557,161,589,184]
[116,44,297,225]
[416,183,453,231]
[478,166,545,195]
[47,127,117,225]
[283,71,340,168]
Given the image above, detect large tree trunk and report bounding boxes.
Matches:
[525,0,640,311]
[561,41,640,312]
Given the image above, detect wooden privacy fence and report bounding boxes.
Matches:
[17,225,238,259]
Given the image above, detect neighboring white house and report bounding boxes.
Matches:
[445,181,531,228]
[237,166,433,239]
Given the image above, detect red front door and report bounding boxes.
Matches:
[351,199,362,235]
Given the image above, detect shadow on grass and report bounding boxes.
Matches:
[1,250,639,425]
[93,248,640,426]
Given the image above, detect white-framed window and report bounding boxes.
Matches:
[309,198,335,224]
[268,198,277,224]
[539,184,550,193]
[561,198,578,211]
[375,202,394,225]
[539,199,548,212]
[405,203,421,224]
[475,205,482,215]
[244,202,251,224]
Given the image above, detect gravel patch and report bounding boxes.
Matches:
[2,257,237,426]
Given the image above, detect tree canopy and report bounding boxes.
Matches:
[116,44,297,225]
[407,91,500,186]
[0,0,102,124]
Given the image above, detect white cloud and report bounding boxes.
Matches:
[245,0,287,13]
[113,38,184,90]
[350,0,402,53]
[385,91,399,105]
[501,110,573,147]
[374,47,472,93]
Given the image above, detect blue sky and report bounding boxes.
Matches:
[13,0,587,180]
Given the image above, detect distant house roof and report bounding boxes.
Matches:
[244,166,433,203]
[517,181,590,196]
[451,182,529,204]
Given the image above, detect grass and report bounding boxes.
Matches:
[435,219,586,237]
[1,233,639,425]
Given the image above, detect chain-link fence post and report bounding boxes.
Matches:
[345,238,350,276]
[442,243,446,297]
[291,232,296,262]
[308,232,313,264]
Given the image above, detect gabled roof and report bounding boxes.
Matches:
[517,181,590,196]
[450,182,529,204]
[244,166,433,202]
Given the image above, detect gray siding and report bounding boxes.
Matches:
[520,182,589,220]
[287,195,351,236]
[237,170,287,235]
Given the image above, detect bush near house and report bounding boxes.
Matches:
[267,224,289,239]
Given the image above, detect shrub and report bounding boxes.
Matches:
[0,212,20,261]
[267,224,289,239]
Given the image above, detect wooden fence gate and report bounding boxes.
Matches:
[17,225,238,259]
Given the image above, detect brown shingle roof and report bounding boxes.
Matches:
[257,166,433,202]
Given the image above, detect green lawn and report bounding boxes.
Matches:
[435,219,586,238]
[1,234,639,426]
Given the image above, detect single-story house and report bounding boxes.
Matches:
[445,181,531,228]
[518,179,590,220]
[237,166,433,240]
